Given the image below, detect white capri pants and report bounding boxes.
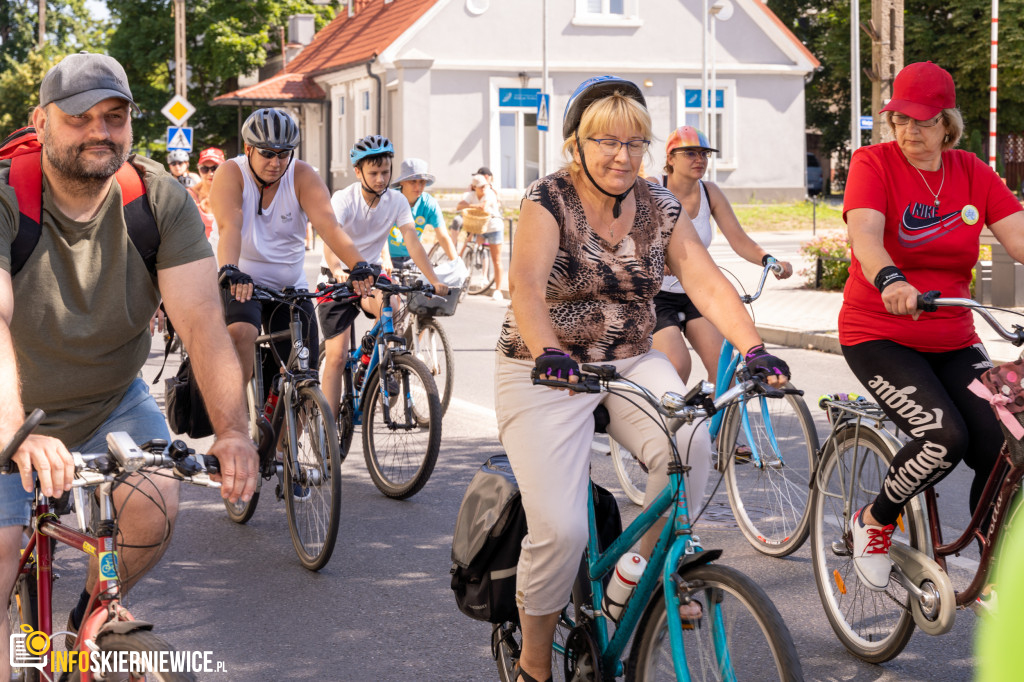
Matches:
[495,350,712,616]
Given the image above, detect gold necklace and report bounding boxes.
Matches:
[911,160,944,208]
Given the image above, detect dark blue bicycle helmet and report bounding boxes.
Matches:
[350,135,394,165]
[562,76,646,140]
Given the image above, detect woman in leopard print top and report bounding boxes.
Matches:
[493,76,790,682]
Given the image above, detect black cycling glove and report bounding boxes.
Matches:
[218,264,253,289]
[744,343,791,380]
[347,261,378,283]
[535,347,579,381]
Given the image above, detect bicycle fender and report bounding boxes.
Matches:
[95,619,155,639]
[675,548,722,574]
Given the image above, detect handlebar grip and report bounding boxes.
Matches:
[201,454,220,475]
[917,290,941,313]
[529,368,600,393]
[0,409,45,472]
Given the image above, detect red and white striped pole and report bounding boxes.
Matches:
[990,0,998,171]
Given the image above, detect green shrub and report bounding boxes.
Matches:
[799,231,851,290]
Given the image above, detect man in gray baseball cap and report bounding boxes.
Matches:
[39,51,140,116]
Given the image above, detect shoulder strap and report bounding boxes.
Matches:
[700,180,711,211]
[116,158,160,276]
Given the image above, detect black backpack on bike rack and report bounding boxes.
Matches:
[450,454,622,624]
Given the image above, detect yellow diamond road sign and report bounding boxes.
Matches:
[161,95,195,126]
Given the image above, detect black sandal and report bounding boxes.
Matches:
[680,598,705,630]
[513,662,552,682]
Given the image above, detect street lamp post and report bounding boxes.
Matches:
[709,0,733,183]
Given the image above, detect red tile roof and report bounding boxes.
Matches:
[214,72,326,104]
[285,0,438,77]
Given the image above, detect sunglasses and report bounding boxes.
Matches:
[256,148,293,160]
[891,113,943,128]
[198,165,218,174]
[168,160,188,166]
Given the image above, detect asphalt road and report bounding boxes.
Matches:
[38,241,985,681]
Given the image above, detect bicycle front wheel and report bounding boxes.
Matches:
[223,379,263,524]
[465,244,494,295]
[284,385,342,571]
[405,318,455,416]
[66,631,196,681]
[609,437,647,506]
[362,354,442,499]
[721,383,819,557]
[8,571,39,682]
[627,563,803,681]
[810,425,927,663]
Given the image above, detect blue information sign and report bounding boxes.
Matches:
[684,89,724,108]
[859,116,873,130]
[166,126,194,151]
[499,88,542,108]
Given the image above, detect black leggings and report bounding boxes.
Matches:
[842,340,1004,526]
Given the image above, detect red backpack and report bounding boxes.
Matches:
[0,126,159,276]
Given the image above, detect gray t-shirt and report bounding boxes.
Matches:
[0,154,213,445]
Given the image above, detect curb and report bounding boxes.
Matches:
[756,324,842,356]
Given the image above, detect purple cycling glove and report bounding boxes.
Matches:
[535,347,579,380]
[744,343,791,380]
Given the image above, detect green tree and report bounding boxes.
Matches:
[106,0,341,159]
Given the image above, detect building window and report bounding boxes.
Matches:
[333,92,347,173]
[338,96,345,116]
[361,90,370,111]
[572,0,640,26]
[677,79,735,168]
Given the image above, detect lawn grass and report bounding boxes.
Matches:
[732,198,846,232]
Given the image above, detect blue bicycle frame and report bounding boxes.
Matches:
[347,299,402,424]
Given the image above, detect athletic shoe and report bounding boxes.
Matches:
[851,506,895,591]
[492,290,505,303]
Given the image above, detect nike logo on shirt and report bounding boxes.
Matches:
[898,204,964,248]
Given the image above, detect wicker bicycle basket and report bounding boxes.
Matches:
[461,207,490,234]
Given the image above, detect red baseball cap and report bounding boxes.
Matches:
[880,62,956,121]
[198,147,226,166]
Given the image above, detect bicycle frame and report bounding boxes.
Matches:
[345,297,406,421]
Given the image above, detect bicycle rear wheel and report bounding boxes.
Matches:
[627,563,803,681]
[405,317,455,416]
[721,383,819,557]
[465,244,494,295]
[66,631,196,681]
[362,354,442,499]
[223,379,263,524]
[284,385,342,571]
[7,570,39,682]
[609,437,647,506]
[810,425,927,663]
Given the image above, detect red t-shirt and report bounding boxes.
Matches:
[840,142,1022,351]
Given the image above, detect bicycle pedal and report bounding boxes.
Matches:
[830,540,852,557]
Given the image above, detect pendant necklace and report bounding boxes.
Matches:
[912,160,944,208]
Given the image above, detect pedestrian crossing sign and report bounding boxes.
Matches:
[166,126,193,152]
[537,93,550,132]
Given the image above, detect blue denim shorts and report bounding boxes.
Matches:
[0,378,170,528]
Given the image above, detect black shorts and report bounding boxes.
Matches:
[317,298,364,340]
[222,288,319,364]
[653,291,703,333]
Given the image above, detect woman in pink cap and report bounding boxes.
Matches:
[840,61,1024,592]
[189,147,226,239]
[650,126,793,384]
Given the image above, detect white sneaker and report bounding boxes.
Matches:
[491,290,505,302]
[851,506,895,591]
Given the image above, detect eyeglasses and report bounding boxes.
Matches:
[198,165,218,174]
[256,148,293,160]
[586,137,651,157]
[168,160,188,167]
[671,149,712,160]
[891,113,943,128]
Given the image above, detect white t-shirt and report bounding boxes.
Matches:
[662,179,713,294]
[320,183,413,277]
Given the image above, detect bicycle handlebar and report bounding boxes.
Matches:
[739,258,783,305]
[916,291,1024,346]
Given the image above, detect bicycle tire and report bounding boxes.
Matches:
[495,588,585,682]
[223,379,263,524]
[404,318,455,416]
[362,354,441,499]
[627,563,803,681]
[427,242,445,267]
[317,342,354,462]
[7,570,39,682]
[608,437,647,506]
[465,244,494,295]
[720,383,819,557]
[66,631,197,681]
[284,385,342,571]
[810,424,927,663]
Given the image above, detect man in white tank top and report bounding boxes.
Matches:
[209,108,374,389]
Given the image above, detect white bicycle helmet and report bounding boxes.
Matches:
[167,149,190,164]
[241,108,300,150]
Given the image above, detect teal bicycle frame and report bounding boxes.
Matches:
[574,381,751,680]
[347,293,403,425]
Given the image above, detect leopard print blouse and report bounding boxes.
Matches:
[497,170,681,363]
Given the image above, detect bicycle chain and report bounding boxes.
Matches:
[883,587,909,612]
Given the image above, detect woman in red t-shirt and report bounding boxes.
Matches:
[840,62,1024,592]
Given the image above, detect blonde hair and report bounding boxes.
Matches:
[560,92,653,174]
[885,107,964,150]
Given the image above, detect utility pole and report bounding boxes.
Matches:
[173,0,187,97]
[38,0,46,48]
[850,0,861,153]
[864,0,904,145]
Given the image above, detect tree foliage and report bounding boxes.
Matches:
[106,0,340,159]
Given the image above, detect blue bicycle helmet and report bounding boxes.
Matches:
[350,134,394,165]
[562,76,646,140]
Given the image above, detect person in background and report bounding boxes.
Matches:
[166,148,199,189]
[460,173,507,302]
[388,157,458,267]
[650,126,793,384]
[449,166,494,238]
[189,146,224,241]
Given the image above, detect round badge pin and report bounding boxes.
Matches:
[961,205,980,225]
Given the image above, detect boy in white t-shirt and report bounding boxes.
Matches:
[318,135,449,419]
